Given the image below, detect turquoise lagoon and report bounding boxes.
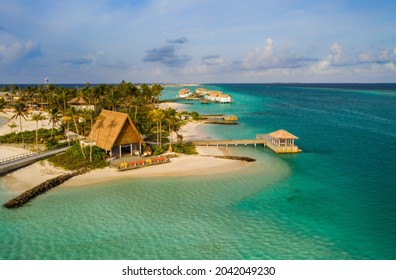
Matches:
[0,84,395,259]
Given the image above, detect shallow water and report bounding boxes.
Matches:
[1,84,396,259]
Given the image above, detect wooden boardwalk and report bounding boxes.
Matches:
[0,146,69,176]
[192,134,301,154]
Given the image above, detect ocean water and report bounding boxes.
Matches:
[1,84,396,259]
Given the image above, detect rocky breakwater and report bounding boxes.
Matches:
[3,170,86,209]
[203,155,256,162]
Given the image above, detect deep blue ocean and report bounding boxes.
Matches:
[1,84,395,259]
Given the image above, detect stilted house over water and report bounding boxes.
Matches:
[265,129,300,153]
[87,110,146,157]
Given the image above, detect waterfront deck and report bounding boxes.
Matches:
[192,134,301,154]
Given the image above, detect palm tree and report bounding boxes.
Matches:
[84,109,99,162]
[11,102,29,148]
[63,115,72,146]
[31,112,47,151]
[67,107,86,159]
[7,122,17,133]
[148,108,165,146]
[150,83,163,104]
[47,108,62,139]
[0,98,6,112]
[163,107,178,152]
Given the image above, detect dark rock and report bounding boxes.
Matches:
[3,170,86,209]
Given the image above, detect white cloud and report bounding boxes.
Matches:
[359,52,374,63]
[329,43,343,64]
[310,42,343,72]
[358,49,392,64]
[201,55,226,66]
[242,38,275,69]
[378,49,390,62]
[0,40,41,63]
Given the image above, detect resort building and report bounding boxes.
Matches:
[178,88,192,98]
[262,129,300,153]
[68,96,96,111]
[195,88,209,96]
[205,91,232,103]
[86,110,146,157]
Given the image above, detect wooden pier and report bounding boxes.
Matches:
[192,131,301,154]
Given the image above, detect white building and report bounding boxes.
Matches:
[205,91,232,103]
[178,88,192,98]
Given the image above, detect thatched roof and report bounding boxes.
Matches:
[88,110,145,151]
[68,96,89,105]
[269,129,299,140]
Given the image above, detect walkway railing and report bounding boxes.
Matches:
[0,143,69,165]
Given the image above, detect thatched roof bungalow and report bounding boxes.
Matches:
[87,110,145,157]
[68,96,96,111]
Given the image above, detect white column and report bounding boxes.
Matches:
[119,145,122,158]
[130,144,133,155]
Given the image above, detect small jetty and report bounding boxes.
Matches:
[192,129,301,154]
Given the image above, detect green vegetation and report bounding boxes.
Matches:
[1,82,201,168]
[171,142,198,155]
[49,143,107,170]
[0,129,62,148]
[150,142,197,155]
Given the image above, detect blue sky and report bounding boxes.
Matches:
[1,0,395,83]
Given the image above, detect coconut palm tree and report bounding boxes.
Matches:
[31,112,47,151]
[11,102,29,148]
[67,106,86,159]
[84,109,99,162]
[163,107,179,152]
[63,115,72,146]
[0,98,6,112]
[7,122,17,133]
[47,108,62,139]
[148,108,165,146]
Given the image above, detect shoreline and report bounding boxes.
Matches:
[1,102,255,194]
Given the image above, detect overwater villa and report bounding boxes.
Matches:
[204,91,232,103]
[178,88,193,98]
[83,110,146,157]
[257,129,301,153]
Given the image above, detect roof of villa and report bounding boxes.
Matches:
[68,96,89,105]
[269,129,299,140]
[88,110,145,151]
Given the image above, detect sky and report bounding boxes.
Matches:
[0,0,396,84]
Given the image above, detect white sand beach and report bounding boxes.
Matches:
[0,111,54,135]
[1,109,253,194]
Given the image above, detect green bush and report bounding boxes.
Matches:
[189,111,200,120]
[49,143,108,170]
[151,145,166,156]
[171,142,197,155]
